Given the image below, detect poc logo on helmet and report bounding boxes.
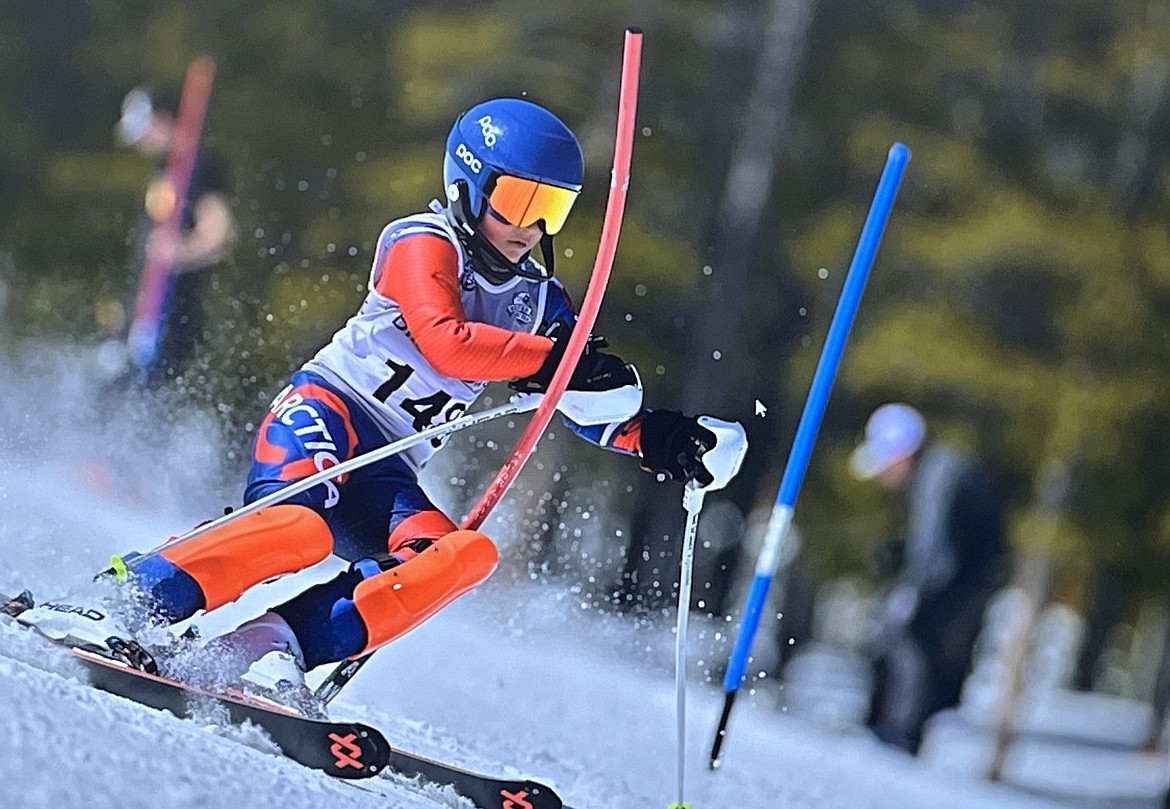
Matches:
[478,115,503,148]
[455,143,482,174]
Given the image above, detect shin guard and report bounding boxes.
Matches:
[352,530,498,653]
[161,504,333,611]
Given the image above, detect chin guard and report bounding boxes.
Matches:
[443,179,554,284]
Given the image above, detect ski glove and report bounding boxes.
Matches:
[510,321,637,395]
[638,409,720,487]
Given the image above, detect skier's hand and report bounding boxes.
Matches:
[510,321,637,394]
[639,410,747,489]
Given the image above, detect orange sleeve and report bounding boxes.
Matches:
[609,412,645,455]
[375,234,553,381]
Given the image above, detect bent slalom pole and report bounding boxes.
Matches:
[673,485,704,809]
[127,396,542,558]
[673,419,748,809]
[459,27,643,533]
[708,143,910,769]
[101,398,545,583]
[315,28,644,705]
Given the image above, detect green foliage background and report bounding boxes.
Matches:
[2,0,1169,614]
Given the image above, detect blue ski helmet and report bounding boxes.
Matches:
[443,98,584,240]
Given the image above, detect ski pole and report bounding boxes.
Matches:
[708,142,910,770]
[315,27,644,705]
[112,395,541,574]
[672,482,705,809]
[668,418,748,809]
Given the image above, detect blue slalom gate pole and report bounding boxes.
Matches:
[709,143,910,769]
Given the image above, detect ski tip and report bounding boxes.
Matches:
[1,589,34,617]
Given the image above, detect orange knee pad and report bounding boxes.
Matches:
[352,529,498,652]
[161,504,333,611]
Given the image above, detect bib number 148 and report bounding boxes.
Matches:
[373,357,467,445]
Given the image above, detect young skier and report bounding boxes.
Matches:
[19,98,747,702]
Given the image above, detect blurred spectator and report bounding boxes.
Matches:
[849,403,1011,753]
[103,84,234,388]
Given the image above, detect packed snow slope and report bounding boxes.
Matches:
[0,353,1072,809]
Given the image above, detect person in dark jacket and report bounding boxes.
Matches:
[115,85,234,386]
[850,403,1011,754]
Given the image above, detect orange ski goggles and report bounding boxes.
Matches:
[486,174,580,235]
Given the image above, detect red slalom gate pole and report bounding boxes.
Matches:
[462,27,644,532]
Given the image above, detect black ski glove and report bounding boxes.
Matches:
[638,409,718,486]
[510,321,636,394]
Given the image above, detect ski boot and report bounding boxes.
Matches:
[14,592,158,673]
[203,611,326,718]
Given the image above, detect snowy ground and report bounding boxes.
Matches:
[0,350,1123,809]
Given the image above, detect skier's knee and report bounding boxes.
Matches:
[352,530,498,652]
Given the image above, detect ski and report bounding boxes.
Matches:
[0,589,387,778]
[82,656,568,809]
[73,648,391,779]
[80,651,568,807]
[382,747,565,809]
[2,591,569,806]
